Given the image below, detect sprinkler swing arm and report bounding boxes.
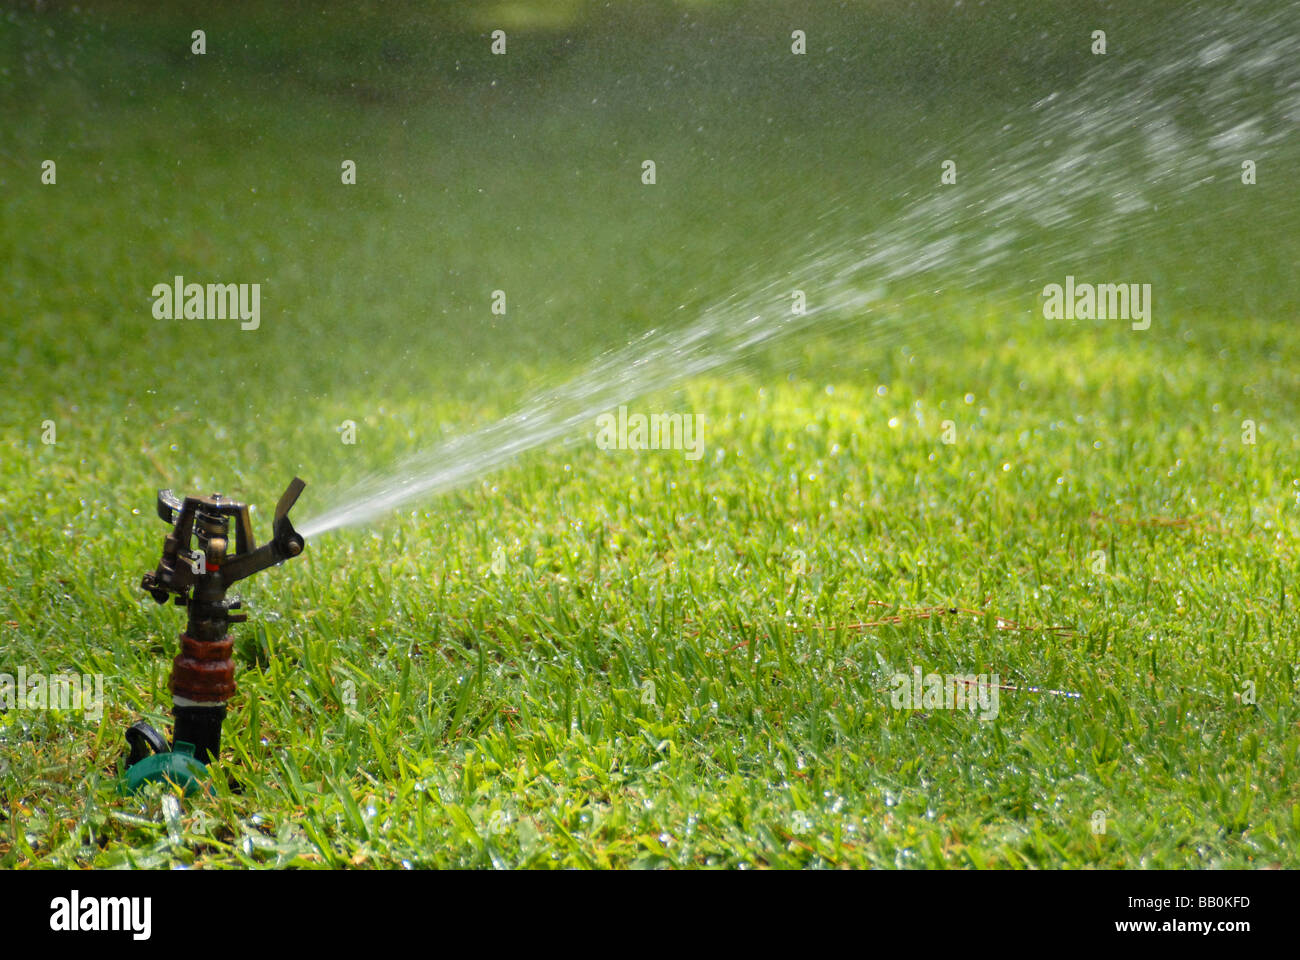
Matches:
[142,477,307,601]
[124,477,306,795]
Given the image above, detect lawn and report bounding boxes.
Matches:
[2,0,1298,868]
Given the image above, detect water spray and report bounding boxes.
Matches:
[297,2,1299,540]
[122,478,307,794]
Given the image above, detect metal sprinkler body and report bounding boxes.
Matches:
[124,478,306,791]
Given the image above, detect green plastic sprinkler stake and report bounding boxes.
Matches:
[121,478,307,794]
[121,741,209,796]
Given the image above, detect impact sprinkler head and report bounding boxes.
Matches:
[123,477,307,793]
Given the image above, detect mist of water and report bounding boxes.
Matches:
[298,0,1297,539]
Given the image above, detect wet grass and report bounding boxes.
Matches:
[2,0,1299,868]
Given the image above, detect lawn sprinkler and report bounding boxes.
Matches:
[123,477,307,794]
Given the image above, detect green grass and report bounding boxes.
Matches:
[3,0,1299,868]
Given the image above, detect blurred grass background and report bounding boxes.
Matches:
[3,0,1293,498]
